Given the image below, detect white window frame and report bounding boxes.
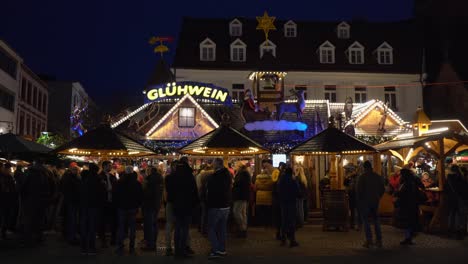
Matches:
[347,41,364,64]
[230,39,247,62]
[229,19,242,37]
[384,86,398,111]
[284,20,297,37]
[337,22,350,39]
[376,42,393,65]
[199,38,216,61]
[324,85,337,102]
[354,86,367,103]
[179,107,195,128]
[260,40,276,58]
[318,41,335,64]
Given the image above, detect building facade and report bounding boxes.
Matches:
[0,40,21,134]
[46,80,98,140]
[173,17,424,121]
[17,64,48,139]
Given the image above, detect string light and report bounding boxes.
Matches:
[111,103,151,128]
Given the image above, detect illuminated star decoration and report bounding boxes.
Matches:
[256,11,276,44]
[149,36,174,57]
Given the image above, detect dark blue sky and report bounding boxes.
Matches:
[1,0,414,111]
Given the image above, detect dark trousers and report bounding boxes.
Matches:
[143,205,161,248]
[65,204,79,242]
[360,203,382,242]
[22,203,46,245]
[174,214,191,255]
[117,209,137,250]
[280,203,297,242]
[99,203,117,244]
[80,208,97,252]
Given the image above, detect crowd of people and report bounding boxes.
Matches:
[1,155,467,257]
[344,160,468,248]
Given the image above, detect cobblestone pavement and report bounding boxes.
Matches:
[1,225,467,263]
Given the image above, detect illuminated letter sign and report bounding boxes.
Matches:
[145,81,233,106]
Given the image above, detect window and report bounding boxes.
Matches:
[33,86,37,109]
[43,94,47,114]
[21,78,26,99]
[232,84,244,90]
[354,86,367,103]
[318,41,335,64]
[229,19,242,36]
[0,85,15,112]
[27,81,32,105]
[26,115,30,135]
[337,22,350,39]
[179,107,195,127]
[260,40,276,58]
[32,118,36,139]
[284,20,297,37]
[324,85,337,102]
[199,38,216,61]
[376,42,393,65]
[347,41,364,64]
[230,39,246,62]
[38,91,43,112]
[295,85,307,99]
[0,46,17,79]
[36,121,41,137]
[384,86,397,111]
[19,111,24,135]
[232,91,245,102]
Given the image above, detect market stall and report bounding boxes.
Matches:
[289,119,377,231]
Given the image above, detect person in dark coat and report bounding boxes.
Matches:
[141,166,164,251]
[446,165,468,240]
[206,158,232,259]
[79,163,105,255]
[356,161,385,248]
[0,163,17,240]
[232,165,251,238]
[394,168,424,245]
[278,166,299,247]
[20,160,51,246]
[60,163,81,244]
[98,160,118,247]
[165,157,199,258]
[114,166,143,255]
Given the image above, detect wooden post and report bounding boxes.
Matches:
[223,155,229,168]
[438,138,446,190]
[373,153,382,176]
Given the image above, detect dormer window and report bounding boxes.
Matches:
[230,39,247,62]
[260,40,276,58]
[376,42,393,65]
[318,41,335,64]
[229,19,242,37]
[284,20,297,37]
[337,22,350,39]
[347,41,364,64]
[199,38,216,61]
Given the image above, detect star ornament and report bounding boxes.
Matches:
[256,11,276,40]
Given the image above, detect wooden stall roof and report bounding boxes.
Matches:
[289,127,377,155]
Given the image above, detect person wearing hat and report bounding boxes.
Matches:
[389,165,402,193]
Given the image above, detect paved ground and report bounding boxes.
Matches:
[1,225,467,263]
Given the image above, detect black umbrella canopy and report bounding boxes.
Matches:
[54,125,155,157]
[179,124,270,156]
[0,133,51,154]
[289,127,377,155]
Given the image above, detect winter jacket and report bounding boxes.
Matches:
[142,171,164,209]
[255,174,274,206]
[206,168,232,208]
[165,163,199,215]
[395,174,422,229]
[21,165,51,208]
[356,169,385,206]
[278,172,299,204]
[196,169,213,203]
[446,173,468,211]
[114,172,143,210]
[79,170,106,209]
[232,170,251,201]
[99,171,117,205]
[60,171,81,206]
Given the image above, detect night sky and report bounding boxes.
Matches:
[1,0,414,112]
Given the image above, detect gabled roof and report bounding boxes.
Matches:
[200,38,216,46]
[337,21,350,28]
[231,38,246,47]
[145,59,175,90]
[145,94,219,137]
[0,133,51,153]
[285,20,296,26]
[377,41,392,50]
[348,41,364,50]
[174,17,420,73]
[289,126,377,155]
[319,40,335,49]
